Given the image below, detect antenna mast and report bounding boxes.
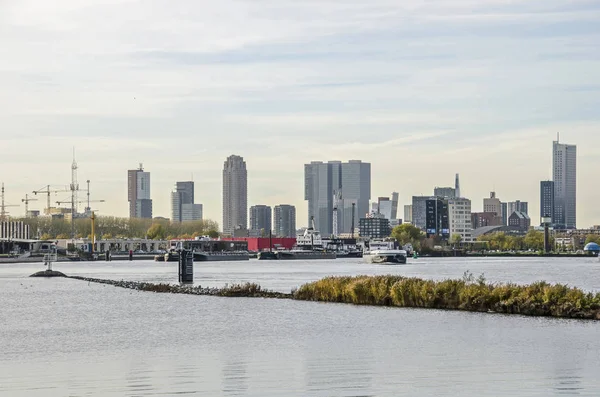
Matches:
[70,148,79,239]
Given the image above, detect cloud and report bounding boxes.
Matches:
[0,0,599,227]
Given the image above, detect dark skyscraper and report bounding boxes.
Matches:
[274,205,296,237]
[553,139,576,228]
[540,180,555,222]
[425,198,449,240]
[250,205,272,233]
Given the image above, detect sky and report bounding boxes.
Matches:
[1,0,600,228]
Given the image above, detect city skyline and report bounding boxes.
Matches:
[1,1,600,226]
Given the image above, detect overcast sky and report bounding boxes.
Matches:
[1,0,599,228]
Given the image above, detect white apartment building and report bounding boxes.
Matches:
[448,198,473,242]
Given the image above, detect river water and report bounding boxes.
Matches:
[1,257,599,396]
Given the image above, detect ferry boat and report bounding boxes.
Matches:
[364,239,407,264]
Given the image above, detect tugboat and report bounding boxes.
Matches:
[364,239,407,264]
[257,230,278,260]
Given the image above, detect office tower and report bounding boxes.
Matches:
[501,202,508,226]
[434,187,456,199]
[274,205,296,237]
[506,201,529,217]
[540,181,555,221]
[304,160,370,235]
[404,205,413,223]
[411,197,429,230]
[223,155,248,235]
[553,139,577,228]
[483,192,502,218]
[425,198,449,239]
[377,193,399,220]
[127,164,152,219]
[250,205,272,233]
[448,198,472,242]
[171,181,202,222]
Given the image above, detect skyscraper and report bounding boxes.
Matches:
[304,160,370,235]
[540,180,555,221]
[553,139,577,228]
[250,205,272,233]
[223,155,248,235]
[171,181,202,222]
[455,173,461,198]
[506,201,528,217]
[274,205,296,237]
[127,164,152,219]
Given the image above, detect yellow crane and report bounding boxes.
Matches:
[32,185,70,214]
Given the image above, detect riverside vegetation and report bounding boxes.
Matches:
[294,273,600,320]
[71,273,600,320]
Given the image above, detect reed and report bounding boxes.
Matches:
[293,274,600,320]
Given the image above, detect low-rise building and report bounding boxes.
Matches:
[359,215,391,239]
[508,211,531,231]
[471,212,503,229]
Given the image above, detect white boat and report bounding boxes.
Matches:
[364,240,407,264]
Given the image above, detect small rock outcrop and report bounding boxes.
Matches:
[30,270,68,278]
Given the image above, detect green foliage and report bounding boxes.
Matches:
[146,223,166,240]
[14,216,220,240]
[391,224,424,248]
[294,275,600,320]
[585,235,600,245]
[450,234,462,245]
[477,231,548,251]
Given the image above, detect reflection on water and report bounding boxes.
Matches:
[222,356,248,396]
[1,259,600,396]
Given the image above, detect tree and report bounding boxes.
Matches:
[450,234,462,247]
[585,235,600,245]
[207,229,220,239]
[523,230,544,251]
[146,224,166,240]
[391,224,424,248]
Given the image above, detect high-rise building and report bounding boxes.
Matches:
[434,187,456,199]
[540,180,555,221]
[425,198,449,239]
[506,201,528,217]
[553,139,577,228]
[304,160,370,235]
[250,205,272,233]
[448,198,472,242]
[455,173,461,198]
[376,193,399,221]
[171,181,202,222]
[223,155,248,236]
[501,202,508,226]
[404,205,413,223]
[411,196,429,230]
[274,205,296,237]
[483,192,502,219]
[127,164,152,219]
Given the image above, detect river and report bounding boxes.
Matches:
[1,257,599,396]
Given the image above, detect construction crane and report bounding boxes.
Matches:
[32,185,71,214]
[56,199,105,206]
[22,194,38,217]
[0,183,19,222]
[332,190,342,238]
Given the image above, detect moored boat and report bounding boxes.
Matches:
[364,239,407,264]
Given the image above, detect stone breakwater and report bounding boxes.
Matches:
[67,276,292,299]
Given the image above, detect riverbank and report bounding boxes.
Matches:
[65,274,600,320]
